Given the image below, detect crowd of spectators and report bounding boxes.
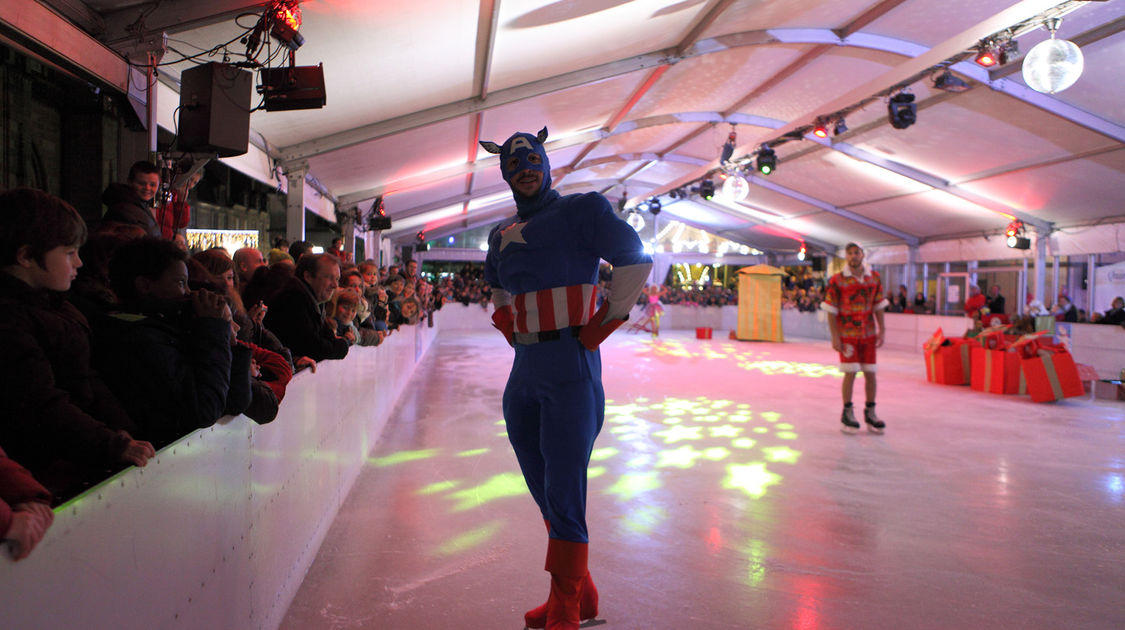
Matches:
[0,185,439,560]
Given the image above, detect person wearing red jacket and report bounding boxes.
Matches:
[964,284,987,319]
[0,447,54,561]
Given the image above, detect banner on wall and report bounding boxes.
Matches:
[1094,261,1125,312]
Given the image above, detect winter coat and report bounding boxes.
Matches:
[263,276,349,362]
[92,304,232,448]
[0,273,135,478]
[99,183,160,237]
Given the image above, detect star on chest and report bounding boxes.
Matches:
[499,221,529,251]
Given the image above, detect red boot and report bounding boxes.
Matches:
[524,572,598,628]
[543,538,587,630]
[525,522,598,629]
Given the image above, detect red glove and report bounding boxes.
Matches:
[578,302,625,351]
[492,305,514,346]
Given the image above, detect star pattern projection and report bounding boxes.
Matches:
[642,339,843,379]
[595,393,805,540]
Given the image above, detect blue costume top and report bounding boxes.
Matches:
[480,128,651,546]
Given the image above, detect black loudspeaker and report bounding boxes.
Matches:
[368,215,392,231]
[415,243,429,252]
[260,64,326,111]
[179,63,252,157]
[811,256,825,272]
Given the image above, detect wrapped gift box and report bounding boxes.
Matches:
[695,327,712,339]
[1021,350,1084,403]
[970,346,1022,394]
[923,329,971,385]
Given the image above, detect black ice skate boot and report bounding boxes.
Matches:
[864,403,885,433]
[840,404,860,433]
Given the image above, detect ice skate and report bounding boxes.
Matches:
[840,406,860,433]
[864,405,885,433]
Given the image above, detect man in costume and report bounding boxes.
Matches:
[820,242,888,433]
[482,128,651,629]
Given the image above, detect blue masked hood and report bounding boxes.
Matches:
[480,127,557,218]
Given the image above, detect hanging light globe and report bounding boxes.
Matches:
[1022,36,1083,94]
[626,211,645,232]
[721,174,750,201]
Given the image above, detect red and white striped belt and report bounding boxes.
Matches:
[513,283,597,333]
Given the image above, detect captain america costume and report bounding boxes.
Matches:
[482,128,651,629]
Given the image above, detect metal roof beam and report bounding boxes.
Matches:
[746,175,920,246]
[101,1,267,45]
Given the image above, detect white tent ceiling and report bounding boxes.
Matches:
[32,0,1125,255]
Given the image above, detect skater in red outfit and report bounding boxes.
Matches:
[820,242,888,433]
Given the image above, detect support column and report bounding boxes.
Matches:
[921,263,929,298]
[1034,234,1048,306]
[967,259,978,287]
[365,231,382,266]
[1019,258,1028,317]
[1052,255,1062,306]
[340,205,357,260]
[905,247,917,300]
[1087,254,1097,316]
[285,161,309,243]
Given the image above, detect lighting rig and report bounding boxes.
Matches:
[661,2,1088,213]
[1005,220,1031,249]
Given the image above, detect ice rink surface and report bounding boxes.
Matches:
[282,330,1125,630]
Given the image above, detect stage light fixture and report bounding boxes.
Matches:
[367,196,391,230]
[720,128,737,164]
[833,118,848,136]
[812,122,829,139]
[756,146,777,175]
[1005,220,1030,249]
[797,243,807,261]
[269,0,304,51]
[887,92,916,130]
[648,198,662,215]
[699,179,715,200]
[998,39,1019,65]
[974,44,999,67]
[933,70,971,93]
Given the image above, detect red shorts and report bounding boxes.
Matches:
[838,337,877,372]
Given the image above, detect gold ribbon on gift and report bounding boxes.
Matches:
[983,350,994,388]
[1038,350,1064,400]
[923,328,944,353]
[1012,331,1050,359]
[957,342,970,380]
[978,326,1008,349]
[1019,366,1027,395]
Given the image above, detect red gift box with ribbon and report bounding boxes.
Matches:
[923,329,971,385]
[976,326,1011,350]
[1020,348,1084,403]
[970,346,1022,394]
[1010,331,1053,359]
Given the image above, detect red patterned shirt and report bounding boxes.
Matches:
[820,264,888,340]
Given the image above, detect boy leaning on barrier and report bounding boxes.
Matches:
[0,188,155,501]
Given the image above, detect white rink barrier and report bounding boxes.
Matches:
[0,322,437,630]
